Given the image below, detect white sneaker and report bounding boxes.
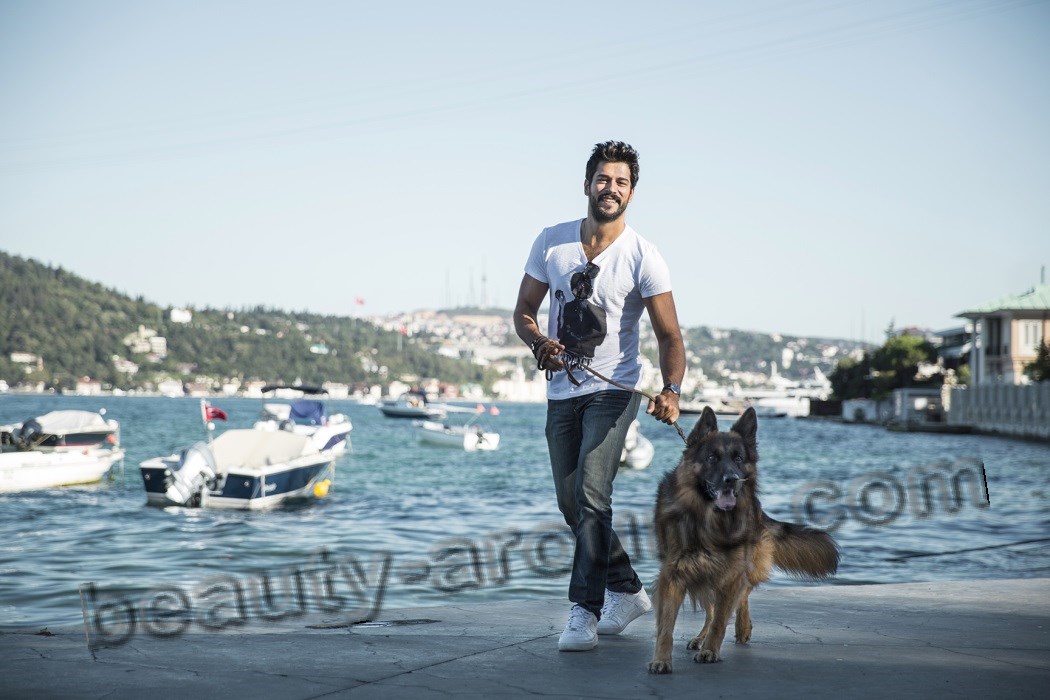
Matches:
[596,587,652,635]
[558,604,598,651]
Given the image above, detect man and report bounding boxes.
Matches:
[513,140,685,651]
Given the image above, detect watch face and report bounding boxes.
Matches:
[664,383,681,395]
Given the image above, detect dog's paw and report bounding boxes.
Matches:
[734,611,753,644]
[686,634,705,650]
[648,660,673,674]
[693,649,720,664]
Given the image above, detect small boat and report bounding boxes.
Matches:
[140,401,342,509]
[752,405,788,419]
[678,400,739,416]
[678,399,786,419]
[253,384,352,455]
[379,391,447,420]
[620,420,654,470]
[140,429,338,509]
[0,410,125,492]
[415,419,500,451]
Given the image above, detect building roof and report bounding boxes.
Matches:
[957,284,1050,318]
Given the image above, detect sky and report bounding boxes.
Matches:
[1,0,1047,343]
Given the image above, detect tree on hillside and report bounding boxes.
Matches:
[0,355,23,385]
[830,355,872,400]
[831,335,941,400]
[1025,342,1050,382]
[0,250,496,391]
[870,334,939,399]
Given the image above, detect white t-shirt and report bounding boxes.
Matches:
[524,218,672,400]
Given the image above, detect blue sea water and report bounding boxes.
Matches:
[1,394,1048,629]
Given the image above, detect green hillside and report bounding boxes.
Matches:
[0,251,492,391]
[0,250,869,392]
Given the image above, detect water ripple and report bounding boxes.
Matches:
[1,394,1048,628]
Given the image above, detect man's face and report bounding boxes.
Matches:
[585,161,634,223]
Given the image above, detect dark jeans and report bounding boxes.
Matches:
[546,390,643,618]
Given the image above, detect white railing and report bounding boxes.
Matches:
[948,383,1050,440]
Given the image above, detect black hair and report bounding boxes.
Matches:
[585,140,639,188]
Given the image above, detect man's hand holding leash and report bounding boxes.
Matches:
[531,336,565,372]
[532,337,687,442]
[647,388,680,425]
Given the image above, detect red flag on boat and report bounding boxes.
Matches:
[201,400,228,423]
[206,405,228,421]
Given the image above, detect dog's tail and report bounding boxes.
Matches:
[764,513,839,579]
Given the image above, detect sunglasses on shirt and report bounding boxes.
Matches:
[570,262,600,300]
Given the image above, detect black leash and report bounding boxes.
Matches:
[537,345,687,444]
[574,363,688,444]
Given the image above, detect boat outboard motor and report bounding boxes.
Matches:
[164,442,219,507]
[15,419,43,451]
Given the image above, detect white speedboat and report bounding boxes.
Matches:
[253,384,352,455]
[620,419,654,470]
[416,419,500,452]
[0,410,125,492]
[680,398,787,419]
[678,399,742,416]
[751,404,788,419]
[379,392,447,420]
[139,429,338,509]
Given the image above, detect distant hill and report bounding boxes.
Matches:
[422,303,866,383]
[0,251,493,391]
[0,250,866,392]
[437,306,513,317]
[679,326,869,383]
[424,303,866,383]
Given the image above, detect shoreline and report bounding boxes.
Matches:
[5,577,1047,698]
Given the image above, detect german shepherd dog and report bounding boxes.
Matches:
[647,406,838,674]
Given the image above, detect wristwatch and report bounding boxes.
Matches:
[662,383,681,396]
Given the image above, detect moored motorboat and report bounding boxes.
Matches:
[139,429,337,509]
[751,404,788,419]
[253,384,352,454]
[140,401,342,509]
[678,399,741,416]
[0,410,124,492]
[415,419,500,452]
[678,400,786,419]
[379,391,447,419]
[620,419,654,470]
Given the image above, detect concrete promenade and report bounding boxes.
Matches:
[3,578,1047,699]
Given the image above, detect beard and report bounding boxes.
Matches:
[588,192,629,223]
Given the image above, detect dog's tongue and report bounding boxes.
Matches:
[716,490,737,510]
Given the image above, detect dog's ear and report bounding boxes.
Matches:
[687,406,720,447]
[731,407,758,447]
